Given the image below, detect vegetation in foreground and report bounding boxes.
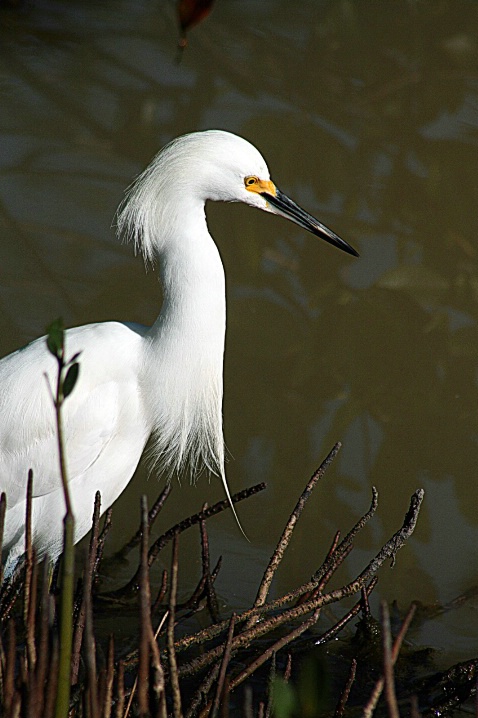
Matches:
[0,324,476,717]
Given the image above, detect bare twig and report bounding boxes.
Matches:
[335,659,357,718]
[314,577,378,647]
[23,470,34,628]
[124,608,168,717]
[102,635,114,718]
[309,543,353,599]
[85,585,99,718]
[211,614,236,717]
[420,657,478,715]
[151,570,169,614]
[44,638,59,718]
[110,484,172,563]
[115,660,125,718]
[138,495,152,717]
[109,483,266,600]
[95,507,113,577]
[264,653,276,718]
[25,549,38,674]
[381,601,400,718]
[71,491,102,684]
[363,603,417,718]
[312,486,379,586]
[29,561,51,718]
[200,510,220,623]
[171,490,423,667]
[230,609,322,693]
[47,320,78,718]
[4,620,16,716]
[283,654,292,683]
[0,492,6,587]
[168,532,182,718]
[150,483,266,568]
[185,660,221,718]
[149,619,167,718]
[410,694,420,718]
[252,444,341,614]
[176,490,424,678]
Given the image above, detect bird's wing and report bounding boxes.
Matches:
[0,322,146,510]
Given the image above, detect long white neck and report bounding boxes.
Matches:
[143,199,227,482]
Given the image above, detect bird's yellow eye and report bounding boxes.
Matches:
[244,176,277,196]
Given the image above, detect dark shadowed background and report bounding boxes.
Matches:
[1,0,478,662]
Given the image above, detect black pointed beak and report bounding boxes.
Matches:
[262,189,359,257]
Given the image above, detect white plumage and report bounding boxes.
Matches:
[0,130,357,574]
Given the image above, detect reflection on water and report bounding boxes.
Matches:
[1,0,478,660]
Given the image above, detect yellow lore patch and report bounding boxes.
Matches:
[244,176,276,195]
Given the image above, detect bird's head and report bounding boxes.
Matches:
[117,130,358,261]
[171,130,359,257]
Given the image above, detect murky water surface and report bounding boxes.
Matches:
[1,0,478,661]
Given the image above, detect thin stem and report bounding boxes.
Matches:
[46,325,77,718]
[54,351,73,518]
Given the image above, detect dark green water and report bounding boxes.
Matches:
[1,0,478,663]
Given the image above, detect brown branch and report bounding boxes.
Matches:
[230,609,322,693]
[71,491,102,685]
[176,490,424,677]
[381,601,400,718]
[335,659,357,718]
[151,569,169,614]
[200,510,220,623]
[149,619,167,718]
[252,444,341,614]
[111,484,172,562]
[23,470,34,631]
[211,613,236,717]
[283,654,292,683]
[101,635,114,718]
[410,694,420,718]
[30,561,51,718]
[363,603,417,718]
[147,483,266,569]
[303,543,353,603]
[168,531,183,718]
[43,637,59,718]
[314,577,378,648]
[4,620,16,716]
[138,495,152,717]
[25,550,38,675]
[0,492,6,587]
[94,507,113,582]
[312,486,379,586]
[185,666,221,718]
[85,577,99,718]
[115,660,125,718]
[107,482,266,600]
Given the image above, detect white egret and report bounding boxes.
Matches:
[0,130,358,574]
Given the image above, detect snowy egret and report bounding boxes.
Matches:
[0,130,358,573]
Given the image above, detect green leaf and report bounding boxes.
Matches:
[69,351,82,365]
[63,362,79,399]
[46,318,65,358]
[271,677,297,718]
[297,654,329,717]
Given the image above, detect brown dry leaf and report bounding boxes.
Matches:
[178,0,215,42]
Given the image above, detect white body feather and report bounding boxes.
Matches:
[0,129,355,573]
[1,131,271,572]
[1,322,149,568]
